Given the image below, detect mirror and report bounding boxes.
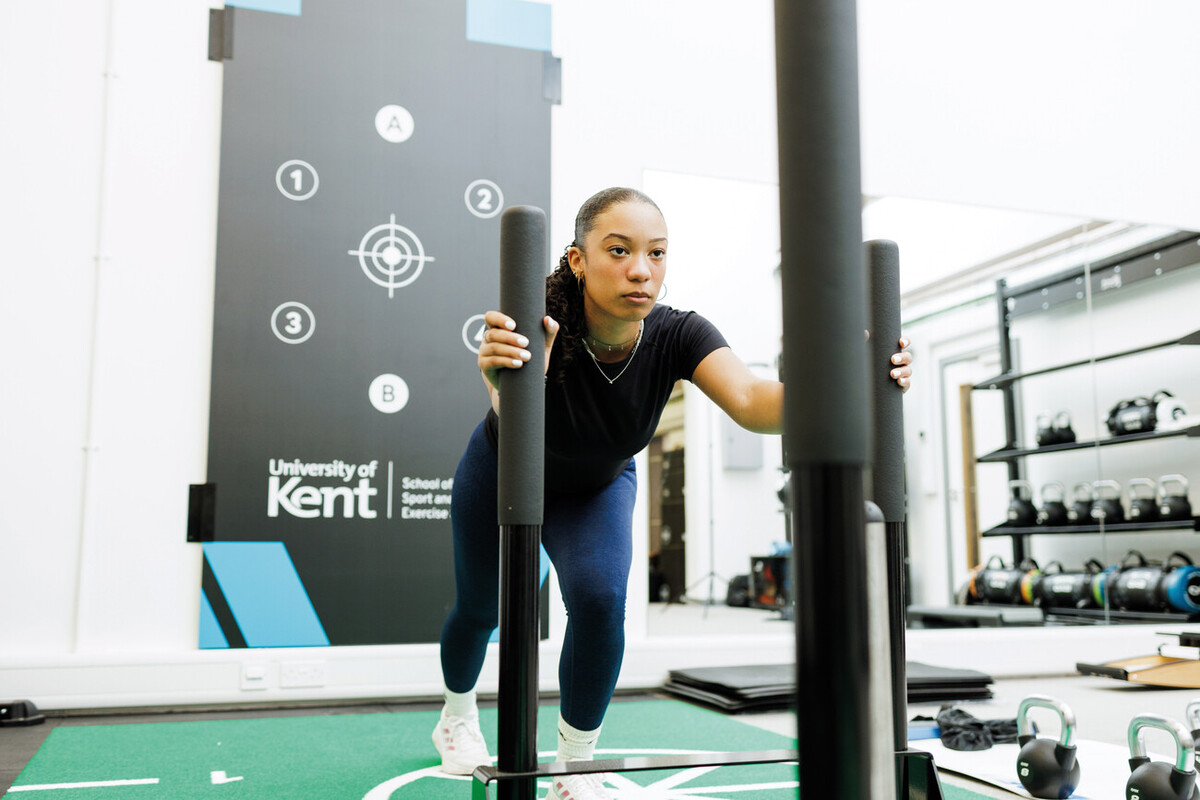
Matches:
[634,174,1200,639]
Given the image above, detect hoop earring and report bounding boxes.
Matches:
[657,283,668,301]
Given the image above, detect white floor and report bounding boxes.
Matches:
[646,602,1200,797]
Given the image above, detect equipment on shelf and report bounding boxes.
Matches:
[1124,714,1198,800]
[1130,478,1162,522]
[968,556,1041,605]
[1107,395,1159,436]
[1036,410,1077,447]
[1090,479,1126,523]
[1067,482,1095,525]
[1037,482,1069,526]
[1008,479,1038,527]
[1035,559,1105,611]
[1107,550,1200,615]
[1155,390,1190,428]
[1015,695,1081,799]
[1161,475,1194,521]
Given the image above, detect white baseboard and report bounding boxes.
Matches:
[1,626,1177,711]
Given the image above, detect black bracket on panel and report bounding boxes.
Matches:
[542,53,562,105]
[208,7,234,62]
[187,483,217,542]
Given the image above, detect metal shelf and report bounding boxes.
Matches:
[978,425,1200,462]
[973,329,1200,391]
[981,517,1200,537]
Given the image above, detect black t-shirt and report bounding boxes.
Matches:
[484,304,729,493]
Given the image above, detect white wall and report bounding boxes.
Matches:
[4,0,1200,710]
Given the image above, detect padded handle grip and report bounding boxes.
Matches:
[497,205,547,525]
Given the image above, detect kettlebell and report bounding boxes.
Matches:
[1037,411,1059,447]
[1160,475,1194,522]
[1129,478,1162,523]
[1068,482,1095,525]
[1186,701,1200,771]
[1092,480,1126,524]
[1016,695,1081,799]
[1038,482,1070,526]
[1126,714,1198,800]
[1054,411,1076,444]
[1009,479,1039,527]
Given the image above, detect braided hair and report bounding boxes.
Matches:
[546,187,662,382]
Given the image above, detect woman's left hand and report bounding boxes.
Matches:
[890,336,913,392]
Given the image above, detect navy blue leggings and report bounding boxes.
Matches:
[440,420,635,731]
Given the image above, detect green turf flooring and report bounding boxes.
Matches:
[4,700,993,799]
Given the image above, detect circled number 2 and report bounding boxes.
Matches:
[276,159,319,201]
[464,179,503,219]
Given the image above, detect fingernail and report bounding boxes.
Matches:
[891,370,900,378]
[517,335,529,347]
[511,359,522,367]
[892,354,902,364]
[521,350,531,361]
[505,319,516,330]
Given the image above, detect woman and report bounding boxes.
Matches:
[433,187,912,800]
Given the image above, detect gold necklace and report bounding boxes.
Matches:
[585,328,640,353]
[582,320,644,384]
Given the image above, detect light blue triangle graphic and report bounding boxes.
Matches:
[199,592,230,649]
[489,544,550,642]
[203,541,330,647]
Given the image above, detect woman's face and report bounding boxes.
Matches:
[569,200,668,330]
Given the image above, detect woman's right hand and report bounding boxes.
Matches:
[478,311,559,392]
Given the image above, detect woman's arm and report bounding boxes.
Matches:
[691,337,913,435]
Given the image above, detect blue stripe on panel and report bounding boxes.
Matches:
[226,0,301,16]
[466,0,551,52]
[202,542,330,647]
[199,591,230,649]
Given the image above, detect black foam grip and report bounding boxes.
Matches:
[497,206,547,526]
[775,0,868,466]
[866,240,906,522]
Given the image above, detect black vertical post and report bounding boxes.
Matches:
[994,278,1027,563]
[775,1,872,798]
[496,206,547,800]
[866,240,909,754]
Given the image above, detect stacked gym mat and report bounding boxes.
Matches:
[662,661,992,712]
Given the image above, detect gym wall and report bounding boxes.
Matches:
[5,0,1200,707]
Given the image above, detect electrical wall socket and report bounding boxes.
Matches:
[280,660,326,689]
[240,663,269,691]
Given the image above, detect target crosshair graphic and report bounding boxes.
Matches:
[348,214,436,298]
[361,748,799,799]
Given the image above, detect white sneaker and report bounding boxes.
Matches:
[432,712,492,775]
[547,771,612,800]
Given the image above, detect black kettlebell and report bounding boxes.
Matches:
[1160,475,1194,522]
[1126,714,1199,800]
[1038,482,1070,526]
[1009,479,1038,527]
[1036,410,1058,447]
[1129,478,1162,523]
[1016,695,1080,798]
[1091,480,1126,524]
[1054,411,1076,444]
[1186,701,1200,772]
[1068,482,1095,525]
